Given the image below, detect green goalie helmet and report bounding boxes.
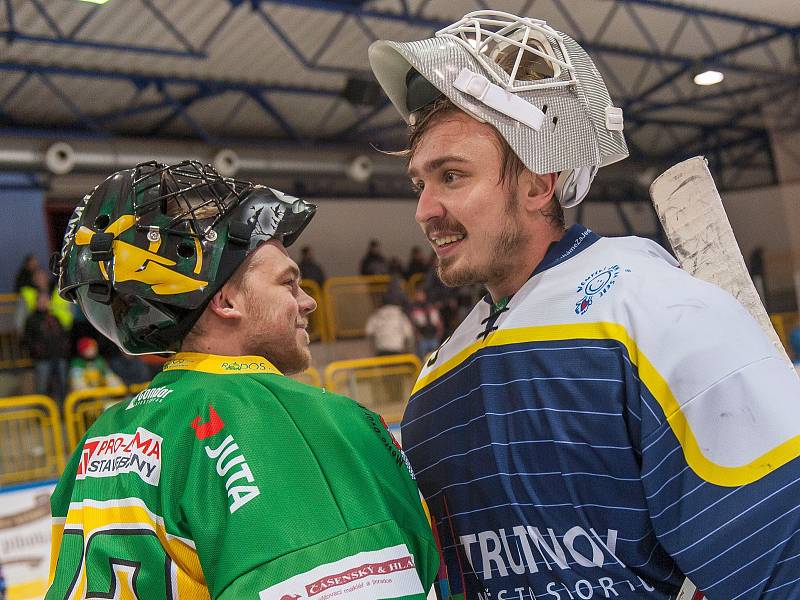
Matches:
[52,160,316,355]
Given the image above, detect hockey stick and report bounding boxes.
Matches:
[649,156,792,365]
[649,156,796,600]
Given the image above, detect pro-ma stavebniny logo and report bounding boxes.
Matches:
[77,427,162,486]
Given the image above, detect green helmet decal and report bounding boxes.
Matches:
[54,161,316,355]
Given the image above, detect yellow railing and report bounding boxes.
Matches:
[0,293,31,368]
[63,385,131,452]
[289,366,322,388]
[323,354,421,422]
[323,275,392,339]
[770,311,800,360]
[406,272,425,297]
[0,395,64,485]
[300,279,329,342]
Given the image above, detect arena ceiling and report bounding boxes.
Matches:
[0,0,798,201]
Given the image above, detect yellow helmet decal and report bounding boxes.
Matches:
[112,242,207,294]
[75,226,96,246]
[75,215,208,296]
[105,214,137,237]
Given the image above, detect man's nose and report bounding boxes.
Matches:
[415,186,445,225]
[299,287,317,314]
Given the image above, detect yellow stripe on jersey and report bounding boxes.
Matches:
[411,322,800,488]
[64,498,208,600]
[49,520,65,588]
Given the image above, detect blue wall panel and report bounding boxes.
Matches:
[0,174,49,293]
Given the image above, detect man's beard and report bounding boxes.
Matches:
[243,301,311,375]
[437,194,526,288]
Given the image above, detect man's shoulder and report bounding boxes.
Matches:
[592,234,676,266]
[235,370,360,413]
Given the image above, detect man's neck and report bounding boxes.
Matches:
[180,330,246,357]
[486,225,565,302]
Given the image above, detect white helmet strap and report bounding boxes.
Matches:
[453,68,546,131]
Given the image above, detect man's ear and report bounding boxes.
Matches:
[520,171,557,212]
[206,284,244,321]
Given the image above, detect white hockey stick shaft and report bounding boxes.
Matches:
[650,156,795,600]
[649,156,792,365]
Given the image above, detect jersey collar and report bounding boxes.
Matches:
[162,352,282,375]
[533,223,600,276]
[482,223,600,309]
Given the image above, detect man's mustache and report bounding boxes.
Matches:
[424,218,467,238]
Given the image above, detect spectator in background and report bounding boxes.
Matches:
[365,291,415,356]
[386,254,410,308]
[422,261,450,307]
[69,309,152,385]
[298,245,326,288]
[405,245,428,280]
[360,239,388,275]
[388,256,404,278]
[69,337,124,392]
[13,253,40,292]
[16,267,73,334]
[790,325,800,377]
[408,288,443,359]
[22,291,70,402]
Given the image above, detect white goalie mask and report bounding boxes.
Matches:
[368,11,629,207]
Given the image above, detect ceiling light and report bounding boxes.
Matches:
[693,70,724,86]
[79,0,111,4]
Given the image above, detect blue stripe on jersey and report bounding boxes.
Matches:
[404,336,682,599]
[405,334,800,599]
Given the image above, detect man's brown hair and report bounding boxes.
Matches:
[407,97,565,228]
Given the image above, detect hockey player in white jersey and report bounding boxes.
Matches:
[369,11,800,599]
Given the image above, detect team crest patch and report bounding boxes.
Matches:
[575,265,622,315]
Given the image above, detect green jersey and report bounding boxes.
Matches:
[46,352,439,600]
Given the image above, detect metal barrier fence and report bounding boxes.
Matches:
[0,395,64,485]
[323,354,421,422]
[406,272,425,297]
[63,385,131,451]
[0,293,31,369]
[771,311,800,360]
[323,275,391,339]
[289,367,322,388]
[300,279,329,342]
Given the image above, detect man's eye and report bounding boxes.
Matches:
[443,171,459,183]
[410,180,424,195]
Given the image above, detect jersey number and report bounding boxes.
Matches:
[49,528,173,600]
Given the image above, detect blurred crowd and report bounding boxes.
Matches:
[13,254,157,403]
[357,240,483,361]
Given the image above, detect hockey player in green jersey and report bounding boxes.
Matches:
[47,161,439,599]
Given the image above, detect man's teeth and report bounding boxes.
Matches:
[433,234,464,247]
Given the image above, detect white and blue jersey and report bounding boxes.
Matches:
[403,224,800,600]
